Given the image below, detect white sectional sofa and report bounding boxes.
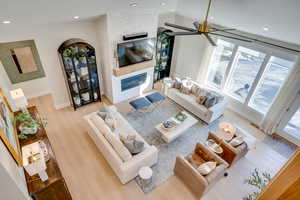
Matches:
[84,106,158,184]
[165,81,227,124]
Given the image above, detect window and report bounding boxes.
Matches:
[225,47,265,103]
[249,57,294,113]
[206,39,296,115]
[207,40,235,88]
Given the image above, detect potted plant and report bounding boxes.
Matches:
[243,169,271,200]
[15,112,47,140]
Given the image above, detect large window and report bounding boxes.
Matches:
[225,47,266,103]
[206,39,296,115]
[249,57,294,113]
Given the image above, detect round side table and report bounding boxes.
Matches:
[138,166,153,190]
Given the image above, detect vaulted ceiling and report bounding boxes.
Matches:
[0,0,299,45]
[176,0,300,45]
[0,0,178,25]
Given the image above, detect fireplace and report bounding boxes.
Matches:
[121,72,147,92]
[111,67,154,104]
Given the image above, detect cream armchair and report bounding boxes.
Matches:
[174,143,229,199]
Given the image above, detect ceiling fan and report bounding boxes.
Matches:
[164,0,300,53]
[164,0,253,46]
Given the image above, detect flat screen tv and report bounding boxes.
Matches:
[117,38,155,68]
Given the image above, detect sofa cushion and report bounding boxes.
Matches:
[90,113,132,162]
[105,113,117,132]
[104,130,132,162]
[90,114,112,137]
[174,91,208,113]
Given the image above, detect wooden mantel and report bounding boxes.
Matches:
[113,60,155,77]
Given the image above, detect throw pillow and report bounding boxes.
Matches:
[123,139,145,155]
[119,132,136,142]
[191,84,202,96]
[105,113,117,132]
[181,79,193,94]
[196,96,208,105]
[204,95,218,108]
[174,77,182,89]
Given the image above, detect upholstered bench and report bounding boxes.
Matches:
[129,97,152,112]
[145,92,166,105]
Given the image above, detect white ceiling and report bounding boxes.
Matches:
[1,0,300,45]
[176,0,300,45]
[0,0,178,25]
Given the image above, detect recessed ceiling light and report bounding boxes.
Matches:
[73,16,80,19]
[130,2,137,7]
[161,2,166,6]
[263,27,269,31]
[2,20,11,24]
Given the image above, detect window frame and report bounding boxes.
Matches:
[206,38,297,116]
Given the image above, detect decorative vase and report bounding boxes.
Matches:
[19,123,38,135]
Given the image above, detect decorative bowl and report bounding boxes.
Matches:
[162,120,177,131]
[206,139,223,154]
[230,135,244,147]
[175,112,187,122]
[197,161,217,175]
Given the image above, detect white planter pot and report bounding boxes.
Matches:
[19,123,38,135]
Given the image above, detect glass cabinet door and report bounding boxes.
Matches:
[59,39,101,110]
[86,50,100,101]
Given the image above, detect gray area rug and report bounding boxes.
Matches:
[118,97,295,194]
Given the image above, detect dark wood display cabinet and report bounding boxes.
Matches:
[58,38,101,110]
[15,106,72,200]
[154,27,175,82]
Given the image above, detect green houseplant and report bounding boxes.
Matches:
[15,111,47,140]
[243,169,271,200]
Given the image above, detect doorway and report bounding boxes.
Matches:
[277,92,300,146]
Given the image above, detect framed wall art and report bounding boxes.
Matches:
[0,88,22,165]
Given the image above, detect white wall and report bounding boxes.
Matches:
[0,20,104,109]
[0,139,29,200]
[165,14,209,81]
[95,11,161,103]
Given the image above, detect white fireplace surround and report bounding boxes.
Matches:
[111,67,154,104]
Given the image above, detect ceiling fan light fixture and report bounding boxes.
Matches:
[130,2,138,7]
[263,27,269,31]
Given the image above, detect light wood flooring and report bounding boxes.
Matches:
[29,94,290,200]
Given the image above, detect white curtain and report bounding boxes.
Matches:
[261,58,300,135]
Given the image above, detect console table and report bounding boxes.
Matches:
[15,106,72,200]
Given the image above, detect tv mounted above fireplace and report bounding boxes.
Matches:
[117,38,155,68]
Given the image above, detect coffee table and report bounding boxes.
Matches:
[155,111,198,143]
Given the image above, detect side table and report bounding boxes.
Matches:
[138,166,153,190]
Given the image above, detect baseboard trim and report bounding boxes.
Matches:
[55,102,71,110]
[27,91,51,99]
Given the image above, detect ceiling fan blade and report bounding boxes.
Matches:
[210,28,236,32]
[193,21,200,30]
[166,32,200,36]
[209,32,253,43]
[165,22,197,32]
[204,33,217,46]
